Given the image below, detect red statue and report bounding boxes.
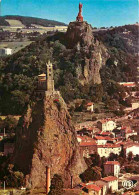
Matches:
[76,3,83,22]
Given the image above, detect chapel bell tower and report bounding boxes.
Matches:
[47,60,55,92]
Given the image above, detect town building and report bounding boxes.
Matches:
[131,102,139,110]
[124,143,139,156]
[120,126,137,139]
[112,127,122,138]
[81,182,102,195]
[101,176,118,192]
[86,102,94,112]
[94,180,107,195]
[119,82,136,88]
[76,127,94,137]
[80,140,97,158]
[94,136,107,145]
[0,48,12,56]
[97,120,116,132]
[97,144,121,157]
[104,161,120,177]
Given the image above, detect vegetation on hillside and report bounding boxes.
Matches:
[0,15,67,27]
[0,17,10,26]
[0,24,138,115]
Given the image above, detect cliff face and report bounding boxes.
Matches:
[14,91,86,189]
[66,21,109,85]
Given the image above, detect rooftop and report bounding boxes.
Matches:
[101,176,118,182]
[80,141,97,147]
[94,136,106,140]
[38,73,46,77]
[86,102,94,106]
[104,161,120,166]
[84,183,101,191]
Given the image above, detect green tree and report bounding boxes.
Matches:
[49,174,64,195]
[3,116,18,134]
[128,152,133,162]
[80,166,102,182]
[120,147,126,158]
[3,164,24,187]
[90,152,101,167]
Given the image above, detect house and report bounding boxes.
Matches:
[119,82,136,88]
[121,126,137,139]
[124,143,139,156]
[96,131,113,137]
[86,102,94,112]
[94,180,107,195]
[97,144,121,157]
[77,135,94,143]
[104,161,120,177]
[80,140,97,158]
[112,128,122,138]
[94,136,107,145]
[0,48,12,56]
[101,176,118,192]
[0,133,7,140]
[81,182,102,195]
[97,120,116,132]
[76,127,94,137]
[131,102,139,110]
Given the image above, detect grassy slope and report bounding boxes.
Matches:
[0,15,67,27]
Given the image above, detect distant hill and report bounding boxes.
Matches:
[0,15,67,27]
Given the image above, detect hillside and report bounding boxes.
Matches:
[0,23,138,115]
[0,15,67,27]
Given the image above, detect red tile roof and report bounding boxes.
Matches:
[101,176,118,182]
[101,132,111,135]
[84,184,101,191]
[80,141,97,147]
[86,102,94,106]
[94,136,106,140]
[119,82,136,87]
[94,136,113,141]
[104,136,113,141]
[95,180,106,187]
[104,161,120,166]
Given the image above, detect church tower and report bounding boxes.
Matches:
[47,60,55,92]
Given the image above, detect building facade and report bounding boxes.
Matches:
[97,120,116,132]
[97,144,121,158]
[104,161,120,177]
[0,48,12,56]
[101,176,118,192]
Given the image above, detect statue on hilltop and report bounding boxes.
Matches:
[76,3,83,22]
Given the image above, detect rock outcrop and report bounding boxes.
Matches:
[14,91,86,189]
[66,21,109,85]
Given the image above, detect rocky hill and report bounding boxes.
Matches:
[0,15,67,27]
[14,91,86,189]
[65,21,109,84]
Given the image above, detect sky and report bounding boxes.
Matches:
[1,0,138,27]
